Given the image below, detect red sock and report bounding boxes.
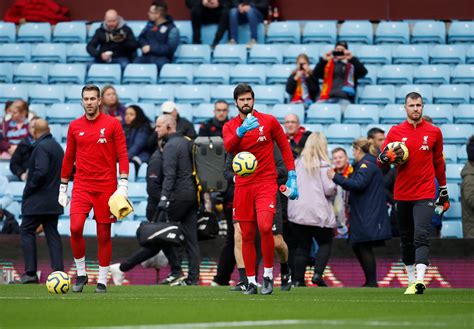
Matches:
[239,221,257,277]
[70,214,87,259]
[96,223,112,267]
[257,211,274,269]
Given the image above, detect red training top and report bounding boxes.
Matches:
[61,112,129,192]
[380,120,446,201]
[223,110,295,186]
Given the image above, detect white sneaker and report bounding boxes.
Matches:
[110,263,125,286]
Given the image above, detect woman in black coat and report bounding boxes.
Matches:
[285,53,319,107]
[123,105,153,172]
[328,138,392,287]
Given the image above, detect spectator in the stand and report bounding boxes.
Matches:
[87,9,139,70]
[0,102,14,159]
[283,113,311,159]
[123,105,153,172]
[10,117,38,182]
[314,41,367,107]
[186,0,230,48]
[331,147,352,238]
[1,100,30,158]
[198,100,229,137]
[367,127,385,151]
[328,138,391,287]
[228,0,269,49]
[101,85,126,122]
[462,135,474,238]
[288,132,337,287]
[134,1,179,72]
[286,54,319,107]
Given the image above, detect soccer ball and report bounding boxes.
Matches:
[46,271,71,294]
[232,151,258,177]
[386,141,409,165]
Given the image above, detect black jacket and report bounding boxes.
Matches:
[285,73,319,102]
[198,117,228,137]
[22,133,64,216]
[10,136,34,179]
[161,133,197,201]
[146,148,164,203]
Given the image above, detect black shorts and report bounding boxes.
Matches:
[272,194,283,235]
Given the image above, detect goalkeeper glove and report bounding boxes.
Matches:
[58,183,69,208]
[236,115,259,138]
[434,186,450,216]
[378,144,404,164]
[111,178,128,199]
[285,170,299,200]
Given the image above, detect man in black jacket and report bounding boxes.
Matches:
[87,9,139,70]
[20,119,64,284]
[186,0,230,47]
[198,100,229,137]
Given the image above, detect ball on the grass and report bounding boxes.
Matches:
[232,151,258,177]
[387,141,409,165]
[46,271,71,294]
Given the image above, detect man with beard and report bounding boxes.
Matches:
[198,100,229,137]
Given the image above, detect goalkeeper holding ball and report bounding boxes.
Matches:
[377,92,448,295]
[223,84,297,295]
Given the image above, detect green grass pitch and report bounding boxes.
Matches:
[0,286,472,328]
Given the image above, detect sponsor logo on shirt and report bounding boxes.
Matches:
[97,128,107,144]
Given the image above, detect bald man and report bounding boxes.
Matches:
[87,9,139,70]
[20,119,65,284]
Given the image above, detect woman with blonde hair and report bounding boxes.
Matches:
[328,138,392,287]
[288,132,337,287]
[285,53,319,107]
[101,85,126,122]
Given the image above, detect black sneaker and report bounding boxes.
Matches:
[172,278,199,286]
[95,283,107,293]
[311,273,328,287]
[159,272,185,285]
[260,276,274,295]
[292,280,307,287]
[72,275,88,293]
[280,271,292,291]
[21,273,39,284]
[243,282,258,295]
[230,281,248,292]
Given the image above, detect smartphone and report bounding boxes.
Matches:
[332,50,344,57]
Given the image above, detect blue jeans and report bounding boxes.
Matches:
[229,6,263,41]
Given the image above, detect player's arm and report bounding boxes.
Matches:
[332,162,374,192]
[58,125,77,207]
[223,116,259,153]
[222,122,242,153]
[433,128,449,215]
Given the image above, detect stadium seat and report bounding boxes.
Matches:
[451,64,474,84]
[283,44,320,64]
[66,44,93,63]
[9,181,25,202]
[357,85,395,105]
[65,85,85,103]
[379,104,406,124]
[31,43,67,63]
[129,103,155,122]
[467,45,474,64]
[457,144,468,162]
[302,21,337,44]
[326,124,361,144]
[375,21,410,44]
[83,220,100,237]
[272,104,305,123]
[13,63,49,84]
[136,163,148,182]
[356,45,392,65]
[192,103,215,123]
[413,65,450,84]
[86,64,122,84]
[57,218,71,236]
[423,104,453,124]
[444,202,462,220]
[29,85,65,104]
[194,64,230,84]
[454,104,474,124]
[441,124,472,144]
[173,103,193,122]
[113,85,138,104]
[447,183,460,202]
[266,21,300,44]
[396,85,433,104]
[48,64,86,84]
[306,103,341,124]
[60,125,69,143]
[0,162,10,177]
[338,20,373,44]
[0,63,13,83]
[248,44,283,64]
[122,64,157,84]
[201,23,229,45]
[252,85,285,105]
[212,44,247,64]
[175,85,210,104]
[302,123,324,133]
[0,84,28,103]
[343,104,379,124]
[138,85,174,104]
[357,65,377,86]
[132,201,148,221]
[174,45,211,64]
[127,21,147,38]
[266,64,293,85]
[174,21,192,44]
[237,23,265,44]
[5,201,20,219]
[0,43,31,62]
[441,220,463,238]
[17,22,51,43]
[0,22,15,43]
[87,22,102,41]
[158,64,193,84]
[429,45,465,65]
[377,65,413,85]
[443,144,458,164]
[471,85,474,104]
[128,182,147,202]
[448,21,474,43]
[230,64,266,85]
[446,163,464,184]
[53,22,87,43]
[392,45,429,65]
[210,85,234,104]
[433,84,470,104]
[46,103,83,124]
[115,221,141,237]
[29,104,47,118]
[411,21,446,44]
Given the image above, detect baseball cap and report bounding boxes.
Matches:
[161,101,177,113]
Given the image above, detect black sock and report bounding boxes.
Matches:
[26,271,36,276]
[238,268,246,283]
[280,262,289,275]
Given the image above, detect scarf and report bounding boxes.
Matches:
[291,75,311,103]
[319,59,356,101]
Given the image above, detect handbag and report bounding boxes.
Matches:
[197,211,219,241]
[136,211,185,248]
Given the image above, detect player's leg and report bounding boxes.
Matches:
[256,210,275,295]
[70,213,88,292]
[396,200,417,292]
[312,227,333,287]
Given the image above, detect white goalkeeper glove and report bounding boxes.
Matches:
[58,183,69,208]
[112,178,128,198]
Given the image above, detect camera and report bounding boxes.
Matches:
[332,50,344,57]
[299,63,304,70]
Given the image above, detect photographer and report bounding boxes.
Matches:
[286,54,319,107]
[313,41,367,107]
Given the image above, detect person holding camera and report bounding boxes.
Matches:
[286,54,319,108]
[313,41,367,107]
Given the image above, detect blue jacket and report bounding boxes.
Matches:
[125,125,152,163]
[333,153,391,244]
[138,16,179,60]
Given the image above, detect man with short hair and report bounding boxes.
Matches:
[367,127,385,151]
[283,113,311,159]
[198,100,229,137]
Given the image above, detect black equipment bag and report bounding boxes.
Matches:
[193,136,228,193]
[197,211,219,241]
[136,221,185,248]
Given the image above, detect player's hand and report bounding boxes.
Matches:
[285,170,299,200]
[58,183,69,208]
[112,178,128,199]
[378,145,404,164]
[434,186,450,216]
[158,196,169,211]
[236,115,259,138]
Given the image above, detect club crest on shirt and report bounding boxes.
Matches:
[97,128,107,144]
[419,135,429,151]
[257,125,267,142]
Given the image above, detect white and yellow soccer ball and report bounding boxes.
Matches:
[232,151,258,177]
[386,141,409,165]
[46,271,71,294]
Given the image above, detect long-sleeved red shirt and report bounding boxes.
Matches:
[223,110,295,186]
[381,120,446,201]
[61,112,129,192]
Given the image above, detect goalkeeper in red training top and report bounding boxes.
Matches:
[59,85,129,293]
[377,91,448,295]
[222,84,298,295]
